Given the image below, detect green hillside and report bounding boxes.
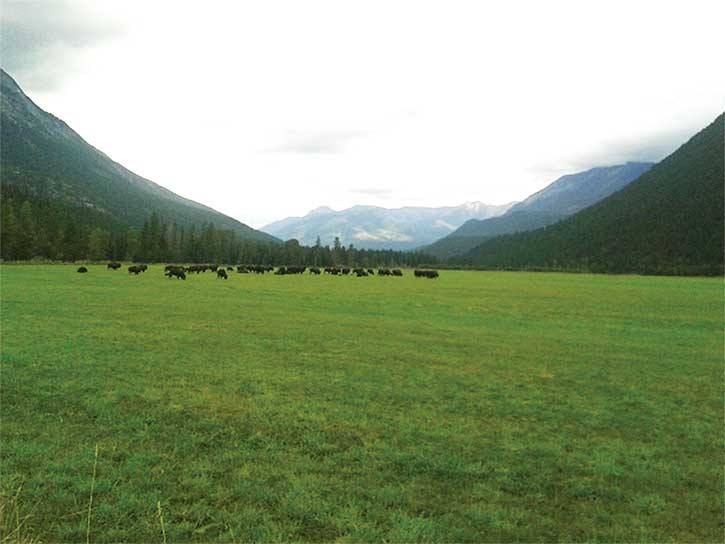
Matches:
[425,163,653,259]
[459,114,724,275]
[0,69,277,244]
[424,210,566,259]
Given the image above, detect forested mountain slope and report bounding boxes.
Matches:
[458,114,724,275]
[425,162,653,258]
[0,69,277,243]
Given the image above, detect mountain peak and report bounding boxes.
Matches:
[0,68,278,243]
[263,201,512,249]
[308,206,335,216]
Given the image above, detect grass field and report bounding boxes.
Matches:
[1,265,722,542]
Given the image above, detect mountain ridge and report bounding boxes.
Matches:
[424,162,654,258]
[262,201,515,249]
[0,68,278,243]
[458,113,724,274]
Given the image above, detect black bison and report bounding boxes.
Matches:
[414,269,439,278]
[165,267,186,280]
[392,269,403,277]
[137,264,148,273]
[275,266,306,275]
[77,266,88,273]
[128,265,142,275]
[239,264,271,274]
[107,262,121,270]
[377,268,391,276]
[217,269,228,279]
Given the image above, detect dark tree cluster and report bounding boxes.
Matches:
[0,185,437,269]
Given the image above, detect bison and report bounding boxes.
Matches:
[165,267,186,280]
[414,269,439,278]
[128,265,142,275]
[77,266,88,273]
[217,269,228,279]
[107,262,121,270]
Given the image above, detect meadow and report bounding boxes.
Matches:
[0,265,722,542]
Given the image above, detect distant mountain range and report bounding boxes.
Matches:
[262,201,515,250]
[458,113,724,274]
[0,69,277,243]
[424,162,654,258]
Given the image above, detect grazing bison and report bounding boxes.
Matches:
[275,266,306,275]
[217,269,228,279]
[392,269,403,277]
[137,264,148,272]
[128,265,142,275]
[414,269,439,278]
[107,262,121,270]
[165,267,186,280]
[377,268,391,276]
[77,266,88,273]
[241,264,269,274]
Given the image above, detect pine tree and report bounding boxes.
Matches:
[88,227,111,260]
[16,200,35,259]
[1,199,18,260]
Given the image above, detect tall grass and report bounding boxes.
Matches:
[85,444,99,544]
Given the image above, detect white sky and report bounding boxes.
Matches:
[2,0,724,228]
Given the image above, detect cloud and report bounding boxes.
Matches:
[0,0,126,90]
[350,187,393,197]
[266,129,364,154]
[526,123,699,180]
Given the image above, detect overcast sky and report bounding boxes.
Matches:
[2,1,724,228]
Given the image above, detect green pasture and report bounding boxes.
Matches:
[0,265,722,542]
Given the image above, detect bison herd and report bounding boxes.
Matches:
[78,263,441,280]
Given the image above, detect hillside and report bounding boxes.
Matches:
[459,114,724,275]
[262,201,514,250]
[425,162,653,258]
[0,69,277,243]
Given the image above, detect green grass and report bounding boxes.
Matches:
[1,265,722,542]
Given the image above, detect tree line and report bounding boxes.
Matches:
[0,186,436,267]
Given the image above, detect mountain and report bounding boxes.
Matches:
[424,162,654,258]
[262,201,515,250]
[458,114,724,275]
[0,69,277,243]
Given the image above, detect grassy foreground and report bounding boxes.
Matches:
[0,265,722,542]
